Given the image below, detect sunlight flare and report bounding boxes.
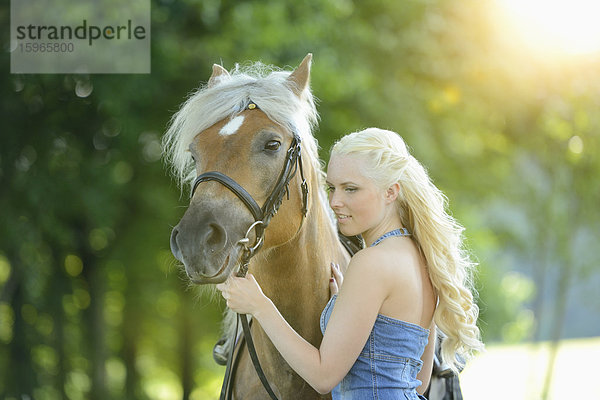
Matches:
[497,0,600,55]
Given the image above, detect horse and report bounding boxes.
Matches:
[164,54,350,399]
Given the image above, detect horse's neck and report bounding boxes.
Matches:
[252,183,346,344]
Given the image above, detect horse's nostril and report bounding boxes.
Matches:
[205,223,227,252]
[170,226,181,258]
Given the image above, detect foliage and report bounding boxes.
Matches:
[1,0,599,398]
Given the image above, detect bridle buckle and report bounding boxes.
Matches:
[238,220,264,255]
[235,220,264,277]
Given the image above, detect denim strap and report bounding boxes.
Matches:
[370,228,410,247]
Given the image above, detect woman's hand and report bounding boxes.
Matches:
[216,273,271,316]
[329,262,343,297]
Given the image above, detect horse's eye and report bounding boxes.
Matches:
[264,140,281,151]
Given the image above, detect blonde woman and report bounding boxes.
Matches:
[217,128,483,399]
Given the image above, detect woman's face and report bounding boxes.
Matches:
[326,154,387,237]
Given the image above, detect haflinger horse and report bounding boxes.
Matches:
[164,54,350,399]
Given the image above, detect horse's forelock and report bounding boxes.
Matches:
[163,62,321,192]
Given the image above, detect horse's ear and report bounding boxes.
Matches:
[208,64,230,88]
[287,53,312,97]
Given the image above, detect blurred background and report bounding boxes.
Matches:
[1,0,599,399]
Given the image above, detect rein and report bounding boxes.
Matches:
[190,101,308,400]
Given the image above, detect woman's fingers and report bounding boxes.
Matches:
[216,278,234,301]
[329,262,343,297]
[331,262,343,285]
[215,273,269,315]
[329,274,339,296]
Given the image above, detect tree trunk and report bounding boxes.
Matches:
[5,262,37,398]
[540,253,572,400]
[50,249,68,400]
[541,185,578,400]
[180,290,194,400]
[82,249,107,400]
[122,277,143,400]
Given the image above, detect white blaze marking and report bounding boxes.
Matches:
[219,115,245,136]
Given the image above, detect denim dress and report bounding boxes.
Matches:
[320,294,429,400]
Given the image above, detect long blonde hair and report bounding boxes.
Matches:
[331,128,484,371]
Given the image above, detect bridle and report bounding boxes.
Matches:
[190,101,308,400]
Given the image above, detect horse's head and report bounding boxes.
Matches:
[165,55,319,284]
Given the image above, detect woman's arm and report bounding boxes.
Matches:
[251,297,335,394]
[218,249,390,394]
[416,322,436,394]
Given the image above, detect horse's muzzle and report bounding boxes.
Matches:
[170,218,234,282]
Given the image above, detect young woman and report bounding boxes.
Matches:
[216,128,483,399]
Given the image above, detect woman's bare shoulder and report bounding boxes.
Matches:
[340,248,390,294]
[346,242,418,285]
[355,240,418,267]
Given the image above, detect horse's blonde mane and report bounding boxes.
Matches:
[162,61,322,191]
